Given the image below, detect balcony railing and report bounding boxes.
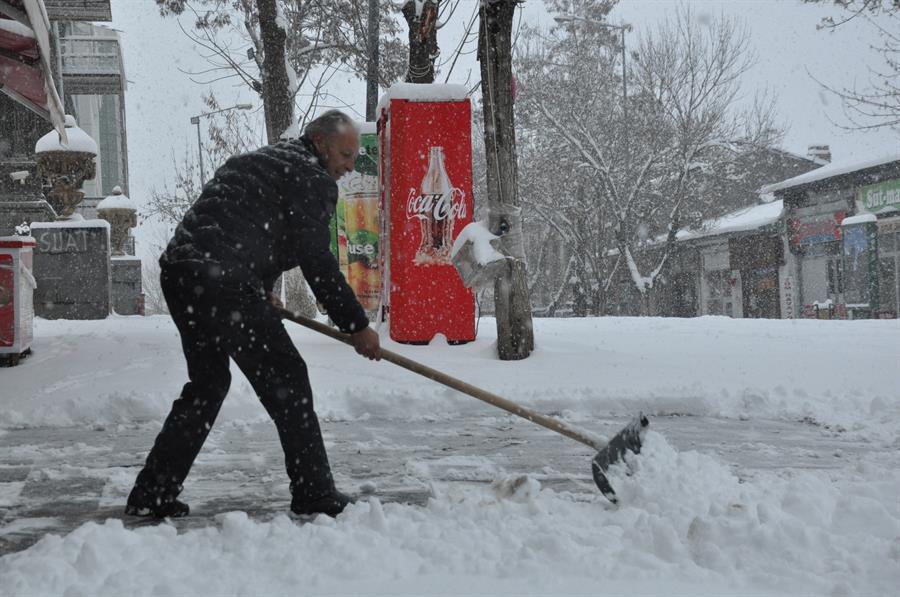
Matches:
[44,0,112,22]
[59,38,121,76]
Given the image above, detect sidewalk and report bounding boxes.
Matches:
[0,413,889,554]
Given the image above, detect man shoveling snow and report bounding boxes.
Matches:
[126,110,381,520]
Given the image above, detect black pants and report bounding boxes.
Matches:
[133,264,334,502]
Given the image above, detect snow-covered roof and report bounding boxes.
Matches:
[675,200,784,242]
[841,213,877,226]
[34,115,98,155]
[0,18,36,39]
[377,83,469,115]
[761,152,900,194]
[608,199,785,257]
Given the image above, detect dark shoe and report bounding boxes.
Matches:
[124,485,190,519]
[291,489,355,518]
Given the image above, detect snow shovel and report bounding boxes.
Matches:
[278,308,649,504]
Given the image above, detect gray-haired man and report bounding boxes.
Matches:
[126,110,381,519]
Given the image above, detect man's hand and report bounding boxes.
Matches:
[350,326,381,361]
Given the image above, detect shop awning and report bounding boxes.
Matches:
[0,0,66,142]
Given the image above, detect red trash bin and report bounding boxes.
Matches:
[379,86,475,344]
[0,236,36,365]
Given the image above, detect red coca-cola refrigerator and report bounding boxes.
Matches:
[0,236,36,365]
[379,86,475,344]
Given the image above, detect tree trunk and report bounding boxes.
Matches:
[257,0,293,144]
[257,0,316,316]
[402,0,439,83]
[479,0,534,360]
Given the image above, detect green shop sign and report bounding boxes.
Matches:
[858,178,900,214]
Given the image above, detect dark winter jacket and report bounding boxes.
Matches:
[160,135,369,334]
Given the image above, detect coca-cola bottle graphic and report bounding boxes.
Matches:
[408,146,464,265]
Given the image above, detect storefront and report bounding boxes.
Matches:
[763,154,900,319]
[851,176,900,318]
[729,234,784,318]
[698,241,739,317]
[787,208,846,318]
[692,201,786,318]
[876,218,899,318]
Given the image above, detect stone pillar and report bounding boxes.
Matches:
[34,115,98,220]
[0,162,55,236]
[96,186,142,315]
[111,256,142,315]
[96,186,136,256]
[30,220,111,320]
[30,117,111,319]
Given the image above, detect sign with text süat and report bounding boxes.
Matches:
[858,178,900,214]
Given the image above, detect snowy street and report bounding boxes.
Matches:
[4,0,900,594]
[1,315,898,595]
[0,411,896,556]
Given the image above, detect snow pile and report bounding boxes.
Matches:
[29,217,109,230]
[377,82,469,114]
[1,432,898,596]
[95,186,136,211]
[34,115,99,155]
[450,220,506,264]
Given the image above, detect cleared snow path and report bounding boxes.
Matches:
[1,412,895,554]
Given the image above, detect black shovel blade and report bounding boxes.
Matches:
[591,414,650,504]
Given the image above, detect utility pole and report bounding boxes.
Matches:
[189,103,252,185]
[366,0,380,121]
[620,27,627,121]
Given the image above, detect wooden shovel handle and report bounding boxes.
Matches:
[278,308,602,450]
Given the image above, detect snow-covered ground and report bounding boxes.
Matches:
[1,315,899,596]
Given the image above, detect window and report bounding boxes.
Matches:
[98,95,122,194]
[705,270,734,317]
[880,257,897,317]
[827,255,844,296]
[805,240,839,258]
[71,94,124,198]
[878,221,900,317]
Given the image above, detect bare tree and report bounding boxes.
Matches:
[805,0,900,132]
[141,93,265,312]
[145,93,262,226]
[152,1,407,316]
[514,6,623,316]
[154,0,407,124]
[518,6,762,315]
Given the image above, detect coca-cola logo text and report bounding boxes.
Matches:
[406,188,467,222]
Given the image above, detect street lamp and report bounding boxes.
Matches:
[552,14,631,120]
[189,103,253,184]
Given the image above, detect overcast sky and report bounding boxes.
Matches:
[111,0,900,254]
